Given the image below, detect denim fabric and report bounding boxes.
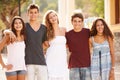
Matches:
[70,67,91,80]
[6,70,26,76]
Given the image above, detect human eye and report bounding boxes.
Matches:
[30,12,33,14]
[35,11,38,14]
[73,20,76,23]
[53,14,56,17]
[19,21,22,24]
[78,20,81,23]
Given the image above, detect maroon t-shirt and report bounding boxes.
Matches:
[65,28,90,68]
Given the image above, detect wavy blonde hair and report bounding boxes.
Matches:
[43,10,59,40]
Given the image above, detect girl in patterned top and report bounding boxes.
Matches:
[89,18,115,80]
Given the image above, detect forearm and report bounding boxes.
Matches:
[0,36,7,68]
[111,51,115,68]
[0,36,7,51]
[0,54,5,68]
[108,37,115,68]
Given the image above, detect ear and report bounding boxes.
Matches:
[71,21,73,25]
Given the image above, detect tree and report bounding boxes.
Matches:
[91,0,104,17]
[0,0,58,29]
[0,0,28,29]
[75,0,104,18]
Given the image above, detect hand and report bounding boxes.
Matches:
[4,64,13,70]
[109,68,115,80]
[4,30,16,43]
[9,32,16,43]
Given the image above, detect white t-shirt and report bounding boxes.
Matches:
[6,41,26,72]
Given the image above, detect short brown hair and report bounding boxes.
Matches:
[71,13,84,21]
[27,3,39,12]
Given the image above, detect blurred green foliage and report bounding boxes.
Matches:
[0,0,104,29]
[75,0,104,18]
[0,19,5,30]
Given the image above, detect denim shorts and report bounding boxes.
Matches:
[6,70,26,76]
[69,67,91,80]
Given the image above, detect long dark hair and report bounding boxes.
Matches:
[11,16,26,40]
[90,18,114,39]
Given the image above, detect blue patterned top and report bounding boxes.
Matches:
[91,37,111,80]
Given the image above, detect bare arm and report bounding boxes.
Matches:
[89,37,93,55]
[66,44,71,64]
[108,36,115,80]
[43,41,49,55]
[61,27,66,36]
[0,35,8,67]
[108,37,115,68]
[3,29,16,43]
[0,35,13,70]
[0,35,8,51]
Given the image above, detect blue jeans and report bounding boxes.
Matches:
[70,67,91,80]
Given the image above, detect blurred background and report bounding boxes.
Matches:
[0,0,120,79]
[0,0,120,31]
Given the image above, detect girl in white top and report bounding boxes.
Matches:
[2,16,26,80]
[43,10,69,80]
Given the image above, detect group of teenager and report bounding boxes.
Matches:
[0,3,115,80]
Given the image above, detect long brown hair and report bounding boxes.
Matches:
[90,18,114,39]
[11,16,26,40]
[43,10,59,40]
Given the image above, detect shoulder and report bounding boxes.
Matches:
[89,37,93,43]
[25,22,30,29]
[25,22,29,26]
[66,29,73,34]
[65,29,74,37]
[83,28,90,31]
[41,24,47,29]
[41,24,46,27]
[60,27,66,32]
[83,28,90,35]
[107,36,113,43]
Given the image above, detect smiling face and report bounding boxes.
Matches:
[48,12,58,24]
[14,19,23,32]
[96,20,104,35]
[72,17,83,30]
[11,16,25,37]
[28,8,39,21]
[27,4,39,21]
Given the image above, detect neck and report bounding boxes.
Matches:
[16,31,24,41]
[16,31,21,37]
[97,33,103,36]
[74,27,82,32]
[53,23,59,30]
[30,20,38,24]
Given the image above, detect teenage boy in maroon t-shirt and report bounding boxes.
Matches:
[66,12,91,80]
